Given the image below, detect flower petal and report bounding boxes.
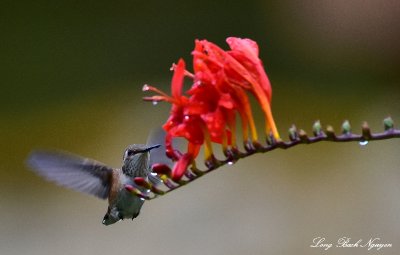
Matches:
[171,59,186,99]
[172,153,193,182]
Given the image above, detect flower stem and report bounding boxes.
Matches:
[135,118,400,200]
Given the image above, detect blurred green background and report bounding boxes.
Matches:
[1,1,400,254]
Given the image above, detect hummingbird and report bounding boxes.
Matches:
[27,143,161,225]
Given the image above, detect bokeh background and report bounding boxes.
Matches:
[1,1,400,254]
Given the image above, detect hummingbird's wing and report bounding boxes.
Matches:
[27,150,113,199]
[146,128,174,185]
[147,128,173,167]
[146,128,186,185]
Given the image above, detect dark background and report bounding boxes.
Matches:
[1,1,399,254]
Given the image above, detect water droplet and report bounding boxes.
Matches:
[142,84,149,91]
[227,161,234,165]
[184,115,190,120]
[152,101,158,106]
[359,140,369,146]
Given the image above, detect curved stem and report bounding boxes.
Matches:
[135,121,400,200]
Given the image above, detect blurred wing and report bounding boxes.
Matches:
[27,150,114,199]
[147,128,174,168]
[146,128,173,185]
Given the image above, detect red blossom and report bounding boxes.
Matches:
[193,37,280,140]
[185,82,233,145]
[171,153,193,182]
[144,37,280,181]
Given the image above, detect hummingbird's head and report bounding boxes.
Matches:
[122,144,160,177]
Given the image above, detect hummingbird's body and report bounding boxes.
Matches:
[27,144,160,225]
[104,169,144,224]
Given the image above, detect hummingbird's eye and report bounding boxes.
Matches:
[127,150,136,156]
[124,149,137,160]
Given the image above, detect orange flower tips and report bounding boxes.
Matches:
[143,37,281,181]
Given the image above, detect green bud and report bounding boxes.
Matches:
[341,120,351,135]
[313,120,322,136]
[383,117,394,131]
[288,125,298,141]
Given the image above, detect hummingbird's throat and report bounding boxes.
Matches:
[122,154,150,177]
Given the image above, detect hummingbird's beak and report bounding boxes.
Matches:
[144,144,161,152]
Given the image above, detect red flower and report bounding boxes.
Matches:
[144,59,208,181]
[144,37,280,181]
[186,82,234,146]
[193,37,280,141]
[192,39,257,143]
